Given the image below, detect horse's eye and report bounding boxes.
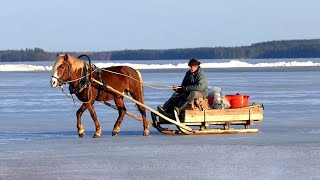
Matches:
[59,64,64,68]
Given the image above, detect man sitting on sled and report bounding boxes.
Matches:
[158,58,209,115]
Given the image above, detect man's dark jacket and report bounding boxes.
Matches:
[181,67,209,98]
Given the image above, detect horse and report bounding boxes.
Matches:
[50,54,149,138]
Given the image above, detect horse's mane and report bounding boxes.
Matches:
[53,54,84,74]
[67,55,85,73]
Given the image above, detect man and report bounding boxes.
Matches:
[158,58,209,115]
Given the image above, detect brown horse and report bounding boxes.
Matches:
[50,54,149,137]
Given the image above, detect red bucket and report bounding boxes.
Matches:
[225,94,250,108]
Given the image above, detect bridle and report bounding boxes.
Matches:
[52,55,92,106]
[51,62,71,86]
[52,55,94,94]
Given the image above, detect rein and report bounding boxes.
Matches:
[99,68,174,90]
[55,54,176,106]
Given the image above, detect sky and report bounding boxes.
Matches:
[1,0,319,52]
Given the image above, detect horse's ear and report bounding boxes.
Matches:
[64,54,69,61]
[56,53,59,57]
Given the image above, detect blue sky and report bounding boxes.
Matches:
[1,0,319,51]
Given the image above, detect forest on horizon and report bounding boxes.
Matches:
[0,39,320,62]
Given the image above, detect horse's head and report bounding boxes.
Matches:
[50,53,84,88]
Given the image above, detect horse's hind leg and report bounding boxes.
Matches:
[131,93,149,136]
[76,103,87,137]
[112,98,126,136]
[137,104,149,136]
[86,103,102,138]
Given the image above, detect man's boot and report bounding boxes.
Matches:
[158,99,174,114]
[174,101,189,115]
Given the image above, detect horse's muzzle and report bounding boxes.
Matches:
[51,76,60,88]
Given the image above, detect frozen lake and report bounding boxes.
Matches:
[1,63,320,179]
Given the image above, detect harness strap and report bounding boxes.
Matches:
[69,62,90,94]
[96,68,108,99]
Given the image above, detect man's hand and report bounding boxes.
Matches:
[172,85,179,92]
[180,86,187,92]
[172,85,188,92]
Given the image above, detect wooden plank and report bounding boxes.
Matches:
[184,110,205,122]
[204,120,251,125]
[183,107,263,123]
[205,109,250,122]
[249,108,263,120]
[204,107,263,122]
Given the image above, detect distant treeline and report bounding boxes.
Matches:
[1,39,320,62]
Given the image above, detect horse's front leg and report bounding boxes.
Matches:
[76,103,87,137]
[112,98,126,136]
[86,102,102,138]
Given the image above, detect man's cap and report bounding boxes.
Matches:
[188,58,201,66]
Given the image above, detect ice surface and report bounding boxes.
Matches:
[1,134,320,180]
[1,68,320,179]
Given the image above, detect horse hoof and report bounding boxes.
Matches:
[112,131,119,136]
[143,131,150,136]
[93,134,101,138]
[78,132,85,138]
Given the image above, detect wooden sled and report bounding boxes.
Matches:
[92,78,263,135]
[151,99,264,135]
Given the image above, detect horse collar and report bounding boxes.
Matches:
[69,62,90,94]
